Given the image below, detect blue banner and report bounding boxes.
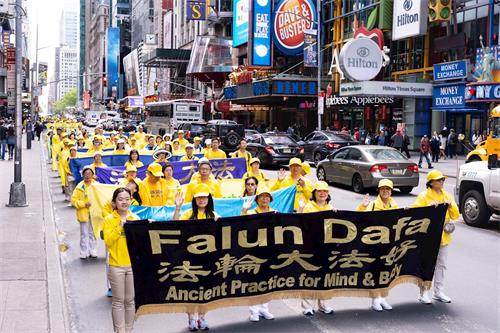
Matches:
[433,60,468,81]
[250,0,271,66]
[233,0,249,47]
[71,157,247,184]
[130,185,296,219]
[187,0,207,20]
[433,83,466,109]
[303,29,318,67]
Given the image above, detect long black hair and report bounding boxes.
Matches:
[311,189,331,204]
[128,149,140,163]
[111,187,132,208]
[189,194,215,220]
[243,176,259,196]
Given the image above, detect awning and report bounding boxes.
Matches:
[143,48,191,68]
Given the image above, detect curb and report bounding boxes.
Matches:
[41,140,72,333]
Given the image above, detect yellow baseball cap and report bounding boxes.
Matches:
[178,130,184,134]
[193,183,211,198]
[378,179,394,189]
[125,164,137,173]
[61,132,68,138]
[250,157,260,165]
[68,145,77,151]
[194,136,201,142]
[301,162,311,175]
[186,143,194,149]
[314,181,329,191]
[255,188,273,201]
[147,162,163,177]
[288,157,302,167]
[427,170,447,181]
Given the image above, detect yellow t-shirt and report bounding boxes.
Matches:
[184,178,222,202]
[124,160,144,168]
[271,175,313,210]
[412,188,459,246]
[356,196,398,212]
[164,177,181,205]
[138,177,169,206]
[177,138,189,150]
[179,208,220,220]
[242,170,268,183]
[204,149,227,159]
[303,200,334,213]
[180,155,199,161]
[247,207,275,214]
[230,150,252,170]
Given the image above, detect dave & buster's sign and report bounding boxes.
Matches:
[272,0,316,56]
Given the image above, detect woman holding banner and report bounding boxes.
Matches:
[124,149,144,168]
[356,179,397,312]
[413,170,459,305]
[173,183,219,331]
[242,176,259,197]
[298,181,335,316]
[91,152,108,170]
[241,189,276,322]
[103,187,140,333]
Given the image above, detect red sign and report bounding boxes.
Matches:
[83,91,90,110]
[6,48,15,65]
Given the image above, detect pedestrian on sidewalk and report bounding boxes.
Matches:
[413,170,459,305]
[391,130,404,152]
[103,187,140,333]
[401,131,411,158]
[439,132,447,160]
[447,129,458,159]
[71,166,98,259]
[418,135,433,169]
[0,120,7,160]
[430,131,441,163]
[6,122,15,160]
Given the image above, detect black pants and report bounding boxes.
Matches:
[400,146,410,158]
[448,144,456,158]
[431,149,440,162]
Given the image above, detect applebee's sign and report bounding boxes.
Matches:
[339,38,383,81]
[272,0,316,56]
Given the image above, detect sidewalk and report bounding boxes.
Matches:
[0,137,70,332]
[408,153,466,178]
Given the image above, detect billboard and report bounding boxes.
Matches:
[249,0,271,66]
[38,62,48,86]
[107,27,120,98]
[232,0,249,47]
[187,0,207,20]
[392,0,427,41]
[123,49,140,96]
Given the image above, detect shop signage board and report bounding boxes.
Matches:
[392,0,427,41]
[339,38,383,81]
[433,60,469,81]
[272,0,316,56]
[432,83,466,108]
[187,0,207,20]
[250,0,272,66]
[233,0,249,47]
[340,81,433,97]
[128,96,144,107]
[465,83,500,102]
[326,95,394,107]
[272,80,317,96]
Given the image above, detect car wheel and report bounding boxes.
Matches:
[352,174,365,193]
[224,131,241,148]
[466,155,482,163]
[313,152,323,165]
[399,186,413,194]
[317,167,327,182]
[461,189,491,227]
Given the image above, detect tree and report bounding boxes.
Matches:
[53,88,77,114]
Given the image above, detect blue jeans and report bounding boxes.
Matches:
[418,152,432,167]
[0,140,6,159]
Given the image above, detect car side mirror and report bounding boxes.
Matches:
[488,154,498,170]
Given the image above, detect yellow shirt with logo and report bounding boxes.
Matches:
[271,175,313,210]
[164,177,181,205]
[177,138,189,150]
[204,149,227,160]
[412,188,459,246]
[138,177,169,206]
[103,210,140,267]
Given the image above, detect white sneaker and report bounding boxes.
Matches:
[418,291,432,304]
[249,313,259,322]
[433,292,451,303]
[380,298,393,310]
[188,319,198,331]
[303,309,314,316]
[371,298,383,312]
[259,310,274,320]
[89,250,98,258]
[319,306,334,315]
[79,252,88,259]
[198,318,209,331]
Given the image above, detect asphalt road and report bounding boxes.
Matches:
[47,163,500,333]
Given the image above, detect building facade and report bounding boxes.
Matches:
[55,47,78,100]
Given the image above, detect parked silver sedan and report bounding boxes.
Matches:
[316,146,419,194]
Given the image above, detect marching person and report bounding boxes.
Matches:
[173,184,219,331]
[128,136,140,150]
[241,189,276,322]
[171,139,184,156]
[177,130,189,150]
[162,163,181,205]
[138,162,169,206]
[114,138,128,154]
[91,151,108,170]
[155,135,164,149]
[180,143,198,161]
[230,139,252,170]
[71,166,98,259]
[298,181,335,316]
[87,136,103,154]
[184,158,222,202]
[103,188,140,333]
[119,165,142,187]
[124,149,144,168]
[63,145,78,202]
[142,135,157,151]
[242,158,268,183]
[204,137,226,159]
[356,179,397,312]
[193,137,203,154]
[153,148,169,164]
[271,158,313,211]
[413,170,459,304]
[242,176,259,197]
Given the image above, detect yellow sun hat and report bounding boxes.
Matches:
[426,170,447,181]
[193,183,211,198]
[378,178,394,189]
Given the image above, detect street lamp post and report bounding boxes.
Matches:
[7,0,28,207]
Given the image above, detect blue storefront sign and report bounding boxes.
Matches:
[433,83,466,109]
[465,83,500,102]
[187,0,207,20]
[223,79,316,100]
[250,0,271,66]
[433,60,468,81]
[272,80,317,96]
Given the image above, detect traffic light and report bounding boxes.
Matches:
[429,0,452,22]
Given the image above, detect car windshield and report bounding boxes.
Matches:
[191,124,206,132]
[263,136,295,145]
[325,132,353,141]
[365,149,406,160]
